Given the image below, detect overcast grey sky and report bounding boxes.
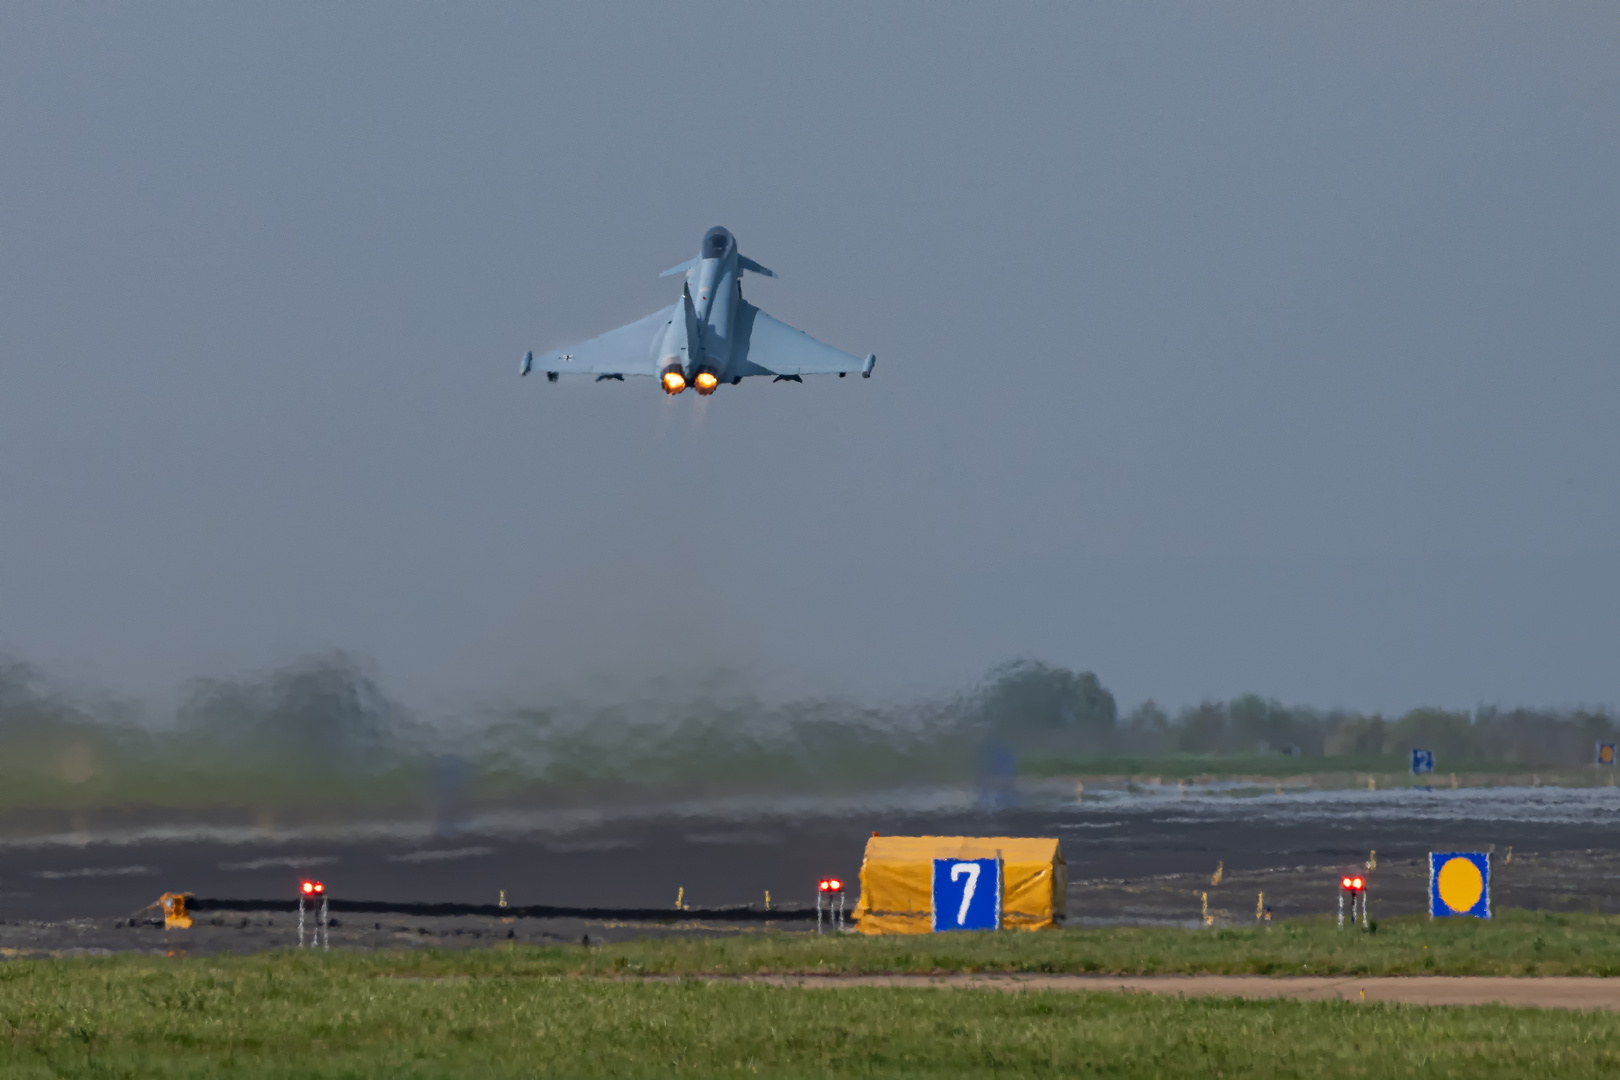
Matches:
[0,3,1615,714]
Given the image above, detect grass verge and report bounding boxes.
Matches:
[331,909,1620,979]
[4,949,1620,1078]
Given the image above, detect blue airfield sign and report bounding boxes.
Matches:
[1430,852,1491,919]
[1411,749,1435,775]
[932,858,1001,932]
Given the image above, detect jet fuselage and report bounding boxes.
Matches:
[523,226,874,391]
[659,226,742,394]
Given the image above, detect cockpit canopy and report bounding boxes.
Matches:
[702,226,732,260]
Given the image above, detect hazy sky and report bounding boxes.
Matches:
[1,4,1616,715]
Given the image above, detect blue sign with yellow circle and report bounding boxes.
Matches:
[1597,742,1616,767]
[1429,852,1490,918]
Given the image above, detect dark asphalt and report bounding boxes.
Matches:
[2,784,1617,928]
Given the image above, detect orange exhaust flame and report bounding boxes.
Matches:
[662,371,686,394]
[694,371,719,395]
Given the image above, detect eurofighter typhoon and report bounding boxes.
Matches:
[522,227,876,395]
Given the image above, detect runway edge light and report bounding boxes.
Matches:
[1338,873,1368,929]
[816,877,846,934]
[298,879,330,949]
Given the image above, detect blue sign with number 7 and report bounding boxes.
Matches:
[932,857,1001,931]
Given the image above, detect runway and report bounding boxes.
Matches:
[2,782,1618,927]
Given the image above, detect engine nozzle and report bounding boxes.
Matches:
[694,371,719,395]
[661,370,687,395]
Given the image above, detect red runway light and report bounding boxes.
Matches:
[818,878,844,893]
[313,882,324,894]
[301,881,314,895]
[1351,877,1364,890]
[1341,877,1352,890]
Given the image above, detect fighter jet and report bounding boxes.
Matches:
[522,226,876,395]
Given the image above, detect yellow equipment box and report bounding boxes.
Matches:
[851,835,1065,934]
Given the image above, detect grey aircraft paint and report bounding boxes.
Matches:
[522,226,876,394]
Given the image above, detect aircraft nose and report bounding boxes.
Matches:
[702,226,732,259]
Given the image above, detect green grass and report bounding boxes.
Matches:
[0,763,433,818]
[4,948,1620,1078]
[213,909,1616,979]
[0,745,1602,827]
[663,909,1620,977]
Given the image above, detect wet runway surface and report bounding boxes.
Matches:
[2,783,1617,935]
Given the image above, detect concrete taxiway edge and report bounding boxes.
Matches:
[648,974,1620,1011]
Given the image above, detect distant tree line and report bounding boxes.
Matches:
[2,652,1616,810]
[972,660,1617,768]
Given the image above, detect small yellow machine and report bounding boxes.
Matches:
[159,892,193,930]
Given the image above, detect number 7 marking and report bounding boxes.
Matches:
[951,862,980,925]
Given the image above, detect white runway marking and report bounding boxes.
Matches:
[684,831,785,846]
[543,838,642,854]
[219,856,339,871]
[1,783,1615,852]
[33,866,151,879]
[388,847,493,864]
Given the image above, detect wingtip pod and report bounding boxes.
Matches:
[521,351,533,376]
[862,354,876,378]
